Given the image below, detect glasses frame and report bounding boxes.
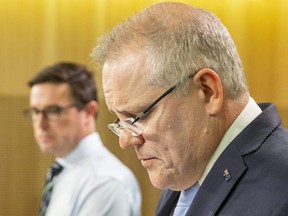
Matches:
[23,103,79,123]
[108,73,195,137]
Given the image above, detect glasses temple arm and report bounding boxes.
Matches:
[132,85,176,124]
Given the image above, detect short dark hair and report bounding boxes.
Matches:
[28,62,98,107]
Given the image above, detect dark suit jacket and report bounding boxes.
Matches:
[156,103,288,216]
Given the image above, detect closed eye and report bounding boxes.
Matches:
[136,107,155,122]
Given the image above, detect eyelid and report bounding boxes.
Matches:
[46,105,61,109]
[114,110,137,120]
[31,105,60,110]
[114,107,152,122]
[48,106,61,110]
[137,107,155,121]
[30,105,62,113]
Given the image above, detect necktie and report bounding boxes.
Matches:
[39,162,63,216]
[173,182,200,216]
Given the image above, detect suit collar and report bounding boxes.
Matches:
[235,103,281,156]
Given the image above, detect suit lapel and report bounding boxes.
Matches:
[186,142,247,216]
[156,190,180,216]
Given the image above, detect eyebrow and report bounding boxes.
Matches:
[30,104,67,108]
[109,103,152,119]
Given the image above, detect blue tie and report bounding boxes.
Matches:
[173,182,200,216]
[39,162,63,216]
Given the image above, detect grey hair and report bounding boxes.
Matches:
[91,2,248,99]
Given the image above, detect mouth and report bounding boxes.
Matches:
[139,157,157,168]
[38,134,54,143]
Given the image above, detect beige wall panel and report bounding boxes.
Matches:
[0,0,287,215]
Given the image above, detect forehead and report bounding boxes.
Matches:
[30,82,73,107]
[102,49,162,114]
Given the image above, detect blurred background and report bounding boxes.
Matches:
[0,0,287,215]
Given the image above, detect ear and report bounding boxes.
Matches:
[84,100,99,118]
[193,68,223,116]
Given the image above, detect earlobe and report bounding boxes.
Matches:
[194,68,223,116]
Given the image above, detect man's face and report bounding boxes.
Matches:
[102,50,211,191]
[29,83,85,157]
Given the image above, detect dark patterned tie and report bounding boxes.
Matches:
[39,162,63,216]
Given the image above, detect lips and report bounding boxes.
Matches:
[139,157,154,161]
[38,134,54,143]
[136,149,158,168]
[140,157,157,168]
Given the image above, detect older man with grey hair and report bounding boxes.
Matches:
[92,2,288,216]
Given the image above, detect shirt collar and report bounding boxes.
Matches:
[56,132,102,168]
[198,97,262,185]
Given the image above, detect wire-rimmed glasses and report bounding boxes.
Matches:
[108,117,144,137]
[107,73,195,137]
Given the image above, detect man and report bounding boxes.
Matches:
[24,62,141,216]
[91,2,288,216]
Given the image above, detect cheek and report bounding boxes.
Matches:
[159,118,195,164]
[63,111,85,128]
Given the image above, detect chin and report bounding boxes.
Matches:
[148,169,184,191]
[39,144,54,154]
[148,171,169,190]
[40,148,52,154]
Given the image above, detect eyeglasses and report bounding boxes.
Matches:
[108,74,195,137]
[23,103,78,122]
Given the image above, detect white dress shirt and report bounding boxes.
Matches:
[45,132,141,216]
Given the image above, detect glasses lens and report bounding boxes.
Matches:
[119,118,143,136]
[23,109,33,122]
[108,123,121,136]
[45,106,62,121]
[108,117,144,137]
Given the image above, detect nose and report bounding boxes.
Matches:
[119,131,144,149]
[34,113,49,129]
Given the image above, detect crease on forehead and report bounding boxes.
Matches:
[103,51,152,114]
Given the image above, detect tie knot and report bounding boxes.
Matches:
[47,162,63,182]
